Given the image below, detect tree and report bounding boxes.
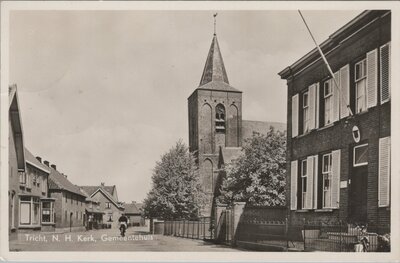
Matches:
[217,127,286,206]
[142,140,205,220]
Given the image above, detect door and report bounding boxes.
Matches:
[349,144,368,224]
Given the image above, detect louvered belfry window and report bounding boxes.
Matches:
[380,43,391,104]
[215,104,225,132]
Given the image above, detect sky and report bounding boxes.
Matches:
[9,10,362,203]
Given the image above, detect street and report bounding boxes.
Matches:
[10,227,244,251]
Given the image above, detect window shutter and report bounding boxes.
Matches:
[380,43,391,104]
[315,83,320,129]
[306,156,314,209]
[332,71,340,122]
[290,160,298,210]
[313,155,319,209]
[379,137,391,207]
[331,150,341,208]
[340,64,350,119]
[367,49,378,108]
[308,84,316,130]
[292,94,299,138]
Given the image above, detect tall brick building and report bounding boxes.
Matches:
[279,10,391,227]
[188,33,285,217]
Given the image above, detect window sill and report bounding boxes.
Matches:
[42,222,55,226]
[295,210,310,213]
[19,225,41,229]
[318,123,335,131]
[315,209,334,212]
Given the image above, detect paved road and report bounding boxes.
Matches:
[10,227,243,251]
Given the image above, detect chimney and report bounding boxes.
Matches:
[36,156,42,163]
[44,160,50,166]
[51,164,57,170]
[101,182,105,187]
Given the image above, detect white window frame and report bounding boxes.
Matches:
[323,80,333,125]
[301,159,308,209]
[353,143,369,167]
[322,153,333,208]
[41,201,55,224]
[303,91,309,133]
[19,196,41,227]
[19,171,26,185]
[106,202,112,209]
[355,59,367,113]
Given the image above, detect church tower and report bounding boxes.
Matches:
[188,29,242,216]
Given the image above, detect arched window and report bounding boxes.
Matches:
[215,104,225,133]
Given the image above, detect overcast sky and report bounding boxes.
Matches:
[10,10,361,203]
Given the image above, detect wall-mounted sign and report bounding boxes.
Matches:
[340,180,348,189]
[352,125,360,143]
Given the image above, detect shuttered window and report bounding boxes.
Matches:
[292,94,299,138]
[378,137,391,207]
[301,159,308,209]
[308,84,316,130]
[323,79,334,125]
[331,150,341,209]
[355,59,367,113]
[380,43,391,104]
[290,161,298,210]
[332,71,340,122]
[302,92,310,133]
[339,65,350,119]
[367,49,378,108]
[322,153,333,208]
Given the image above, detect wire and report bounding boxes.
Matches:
[298,10,353,117]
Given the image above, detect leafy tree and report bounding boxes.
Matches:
[143,140,205,220]
[217,127,286,206]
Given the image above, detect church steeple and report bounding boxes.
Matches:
[199,34,229,86]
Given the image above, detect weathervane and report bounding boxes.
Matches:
[213,13,218,35]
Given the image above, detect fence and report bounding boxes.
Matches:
[163,217,213,240]
[236,218,390,252]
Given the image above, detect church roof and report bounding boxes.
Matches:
[197,35,241,93]
[220,147,243,167]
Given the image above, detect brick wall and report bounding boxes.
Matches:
[284,13,391,226]
[9,124,20,238]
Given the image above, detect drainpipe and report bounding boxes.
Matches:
[70,212,73,232]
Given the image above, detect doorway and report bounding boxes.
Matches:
[349,144,368,224]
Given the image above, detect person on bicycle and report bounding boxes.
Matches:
[118,214,128,237]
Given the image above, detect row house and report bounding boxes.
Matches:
[79,188,104,230]
[47,164,87,232]
[80,183,125,228]
[9,85,26,240]
[279,10,391,228]
[9,85,56,239]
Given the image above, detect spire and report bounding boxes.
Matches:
[199,34,229,86]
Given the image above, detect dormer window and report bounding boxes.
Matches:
[215,104,225,132]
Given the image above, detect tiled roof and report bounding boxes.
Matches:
[48,167,87,197]
[124,202,142,215]
[24,149,50,174]
[200,35,229,86]
[197,81,241,93]
[242,120,286,141]
[80,185,115,197]
[221,147,243,166]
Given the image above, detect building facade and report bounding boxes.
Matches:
[48,165,87,231]
[80,184,124,228]
[188,33,286,217]
[9,85,25,239]
[19,150,55,232]
[279,10,391,227]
